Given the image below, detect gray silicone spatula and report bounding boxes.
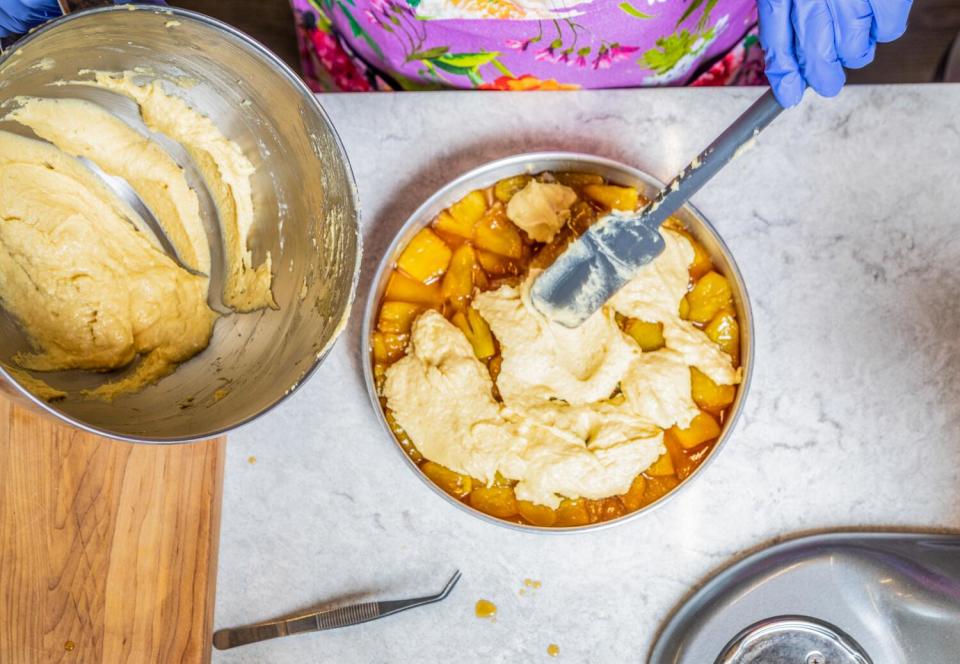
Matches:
[530,88,784,328]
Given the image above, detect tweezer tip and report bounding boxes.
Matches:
[440,570,462,597]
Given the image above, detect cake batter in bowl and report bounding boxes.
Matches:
[0,5,361,442]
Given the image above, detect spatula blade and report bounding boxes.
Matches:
[529,89,784,328]
[529,206,669,328]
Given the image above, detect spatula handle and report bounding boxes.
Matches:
[650,89,783,222]
[529,88,784,328]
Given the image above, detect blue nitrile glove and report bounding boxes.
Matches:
[0,0,60,37]
[0,1,167,39]
[759,0,913,107]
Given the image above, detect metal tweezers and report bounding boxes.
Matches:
[213,570,462,650]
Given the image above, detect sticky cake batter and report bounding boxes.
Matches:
[0,131,216,400]
[82,70,276,312]
[384,228,742,508]
[382,311,663,508]
[8,96,211,276]
[0,71,276,400]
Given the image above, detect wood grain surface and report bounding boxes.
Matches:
[0,396,225,664]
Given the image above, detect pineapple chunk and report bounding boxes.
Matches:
[469,485,518,518]
[373,362,387,392]
[488,354,503,382]
[452,306,496,359]
[377,301,424,334]
[372,331,408,363]
[384,270,441,305]
[647,452,675,477]
[518,500,557,527]
[568,200,600,235]
[690,367,736,412]
[586,497,626,522]
[687,271,732,324]
[670,410,721,449]
[625,319,665,351]
[421,461,473,498]
[555,498,590,526]
[474,204,523,258]
[492,471,516,487]
[662,431,699,480]
[386,408,422,463]
[552,171,605,188]
[679,295,691,319]
[494,175,532,203]
[441,244,477,308]
[473,259,490,290]
[434,210,474,241]
[642,475,679,504]
[396,227,452,283]
[430,224,469,250]
[619,475,647,511]
[671,226,713,280]
[530,230,574,271]
[687,233,714,280]
[476,249,523,276]
[583,183,639,211]
[705,310,740,364]
[448,191,487,231]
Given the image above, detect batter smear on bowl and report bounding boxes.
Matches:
[372,172,743,527]
[0,72,276,401]
[78,70,276,312]
[0,132,216,401]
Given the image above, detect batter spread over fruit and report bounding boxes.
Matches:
[373,172,743,526]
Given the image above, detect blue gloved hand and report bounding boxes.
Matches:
[0,0,60,37]
[0,1,167,39]
[759,0,913,107]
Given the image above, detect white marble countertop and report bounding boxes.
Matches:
[213,84,960,664]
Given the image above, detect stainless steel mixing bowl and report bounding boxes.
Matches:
[0,5,361,442]
[361,152,753,532]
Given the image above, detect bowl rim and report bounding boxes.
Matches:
[361,150,754,533]
[0,4,363,444]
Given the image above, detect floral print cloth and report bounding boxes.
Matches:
[291,0,766,92]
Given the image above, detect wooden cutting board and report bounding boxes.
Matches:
[0,395,225,664]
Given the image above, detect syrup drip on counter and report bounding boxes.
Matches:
[475,599,497,619]
[520,578,542,596]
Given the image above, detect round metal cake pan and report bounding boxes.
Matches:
[361,152,753,532]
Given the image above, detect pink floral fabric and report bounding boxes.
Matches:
[291,0,767,92]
